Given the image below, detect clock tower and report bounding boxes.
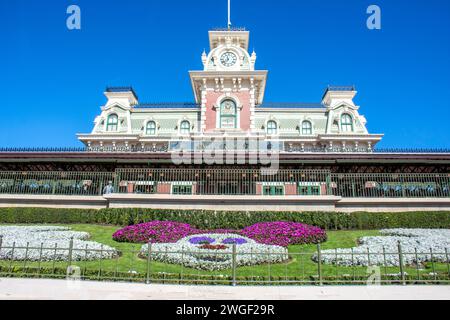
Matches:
[189,28,268,133]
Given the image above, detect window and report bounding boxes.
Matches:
[263,186,284,196]
[180,120,191,135]
[106,114,118,132]
[298,185,321,196]
[146,121,157,135]
[341,114,354,132]
[266,120,278,135]
[301,121,312,135]
[220,99,237,129]
[172,185,193,195]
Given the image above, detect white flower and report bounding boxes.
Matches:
[0,226,118,261]
[313,229,450,267]
[140,233,289,271]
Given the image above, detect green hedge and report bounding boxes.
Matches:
[0,207,449,230]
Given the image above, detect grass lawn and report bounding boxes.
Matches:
[0,224,448,284]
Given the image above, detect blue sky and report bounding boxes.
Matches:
[0,0,449,148]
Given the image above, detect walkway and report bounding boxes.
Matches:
[0,278,448,300]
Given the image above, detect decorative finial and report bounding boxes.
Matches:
[202,49,207,66]
[251,49,257,64]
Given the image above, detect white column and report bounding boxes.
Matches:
[201,79,207,131]
[250,77,256,130]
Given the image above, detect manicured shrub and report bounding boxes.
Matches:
[241,222,327,247]
[0,207,449,230]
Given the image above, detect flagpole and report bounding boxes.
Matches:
[228,0,231,30]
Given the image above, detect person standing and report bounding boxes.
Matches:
[103,181,115,194]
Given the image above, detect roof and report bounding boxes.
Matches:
[133,102,200,109]
[105,86,139,100]
[0,151,449,165]
[258,102,325,109]
[321,85,356,101]
[133,102,325,109]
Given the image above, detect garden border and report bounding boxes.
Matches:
[0,208,450,230]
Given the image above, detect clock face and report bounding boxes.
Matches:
[220,52,237,67]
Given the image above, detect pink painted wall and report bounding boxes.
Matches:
[157,183,171,194]
[204,91,251,132]
[127,183,135,193]
[256,183,263,195]
[284,184,297,196]
[320,184,327,195]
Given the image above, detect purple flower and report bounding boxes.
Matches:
[222,238,248,245]
[241,222,327,247]
[112,221,199,244]
[112,220,326,248]
[189,236,216,245]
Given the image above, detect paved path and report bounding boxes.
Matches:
[0,278,449,300]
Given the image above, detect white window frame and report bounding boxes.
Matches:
[106,113,119,132]
[214,95,242,130]
[179,120,191,135]
[145,120,157,136]
[341,114,354,132]
[301,120,313,135]
[266,120,278,135]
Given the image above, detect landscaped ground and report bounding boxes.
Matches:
[1,224,448,284]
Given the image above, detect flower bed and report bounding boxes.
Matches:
[140,233,289,271]
[112,221,198,243]
[313,229,450,267]
[241,222,327,247]
[113,221,327,248]
[0,226,118,261]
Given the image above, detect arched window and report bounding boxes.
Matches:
[341,114,354,132]
[220,99,237,129]
[180,120,191,135]
[146,121,157,135]
[301,121,312,135]
[106,114,118,132]
[266,120,278,135]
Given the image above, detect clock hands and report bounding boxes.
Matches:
[221,52,237,67]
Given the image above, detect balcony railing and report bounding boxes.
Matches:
[374,148,450,154]
[0,147,87,153]
[0,171,114,196]
[326,85,356,92]
[0,169,449,198]
[211,27,247,31]
[0,146,449,154]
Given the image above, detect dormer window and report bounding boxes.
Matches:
[146,121,157,136]
[180,120,191,135]
[341,114,354,132]
[301,121,312,135]
[267,120,278,135]
[106,114,118,132]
